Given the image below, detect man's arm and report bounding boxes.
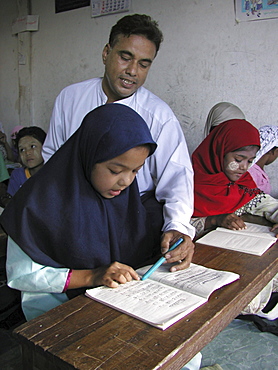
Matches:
[42,93,65,162]
[147,116,195,238]
[136,108,195,269]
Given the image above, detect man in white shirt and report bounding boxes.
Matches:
[43,14,195,271]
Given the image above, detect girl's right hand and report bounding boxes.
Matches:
[208,213,246,230]
[92,262,140,288]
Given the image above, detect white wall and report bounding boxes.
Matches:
[1,0,278,196]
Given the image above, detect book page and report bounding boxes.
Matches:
[197,229,276,256]
[217,222,277,239]
[86,279,207,330]
[136,263,239,300]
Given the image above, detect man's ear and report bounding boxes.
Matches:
[102,44,110,64]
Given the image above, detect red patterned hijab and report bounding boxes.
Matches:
[192,119,260,217]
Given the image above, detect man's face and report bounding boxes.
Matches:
[102,34,157,103]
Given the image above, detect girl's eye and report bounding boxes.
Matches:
[109,169,120,175]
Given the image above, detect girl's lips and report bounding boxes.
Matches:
[109,189,121,197]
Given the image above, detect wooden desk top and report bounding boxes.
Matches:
[14,240,278,370]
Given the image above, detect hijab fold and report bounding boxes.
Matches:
[204,102,245,137]
[193,119,260,217]
[1,104,157,270]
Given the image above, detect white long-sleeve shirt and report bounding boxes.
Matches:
[43,78,195,237]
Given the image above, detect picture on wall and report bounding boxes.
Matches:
[235,0,278,21]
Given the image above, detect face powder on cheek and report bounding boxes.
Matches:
[227,160,239,171]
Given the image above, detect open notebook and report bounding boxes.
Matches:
[197,222,277,256]
[86,263,239,330]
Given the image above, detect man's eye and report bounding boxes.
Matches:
[121,55,131,61]
[139,63,149,69]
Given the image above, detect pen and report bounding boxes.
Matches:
[141,237,184,281]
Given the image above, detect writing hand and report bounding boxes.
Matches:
[92,262,139,288]
[160,231,194,271]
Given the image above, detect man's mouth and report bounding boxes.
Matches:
[120,78,136,86]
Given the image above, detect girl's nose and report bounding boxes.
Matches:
[239,161,249,171]
[118,173,134,187]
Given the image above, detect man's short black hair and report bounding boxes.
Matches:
[109,14,163,54]
[15,126,47,149]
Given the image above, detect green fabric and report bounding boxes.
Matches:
[0,152,9,182]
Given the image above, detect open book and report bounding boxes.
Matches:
[85,263,239,330]
[197,222,277,256]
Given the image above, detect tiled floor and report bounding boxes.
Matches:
[201,319,278,370]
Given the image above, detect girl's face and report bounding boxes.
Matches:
[18,136,44,169]
[223,146,258,182]
[90,146,149,198]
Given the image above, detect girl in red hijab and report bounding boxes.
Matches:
[191,119,278,237]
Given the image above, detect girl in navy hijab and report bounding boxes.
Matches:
[0,104,157,320]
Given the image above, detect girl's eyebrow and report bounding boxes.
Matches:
[109,161,145,170]
[235,154,256,161]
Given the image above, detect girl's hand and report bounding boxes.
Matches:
[209,213,246,230]
[93,262,139,288]
[271,224,278,238]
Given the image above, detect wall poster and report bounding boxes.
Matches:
[235,0,278,21]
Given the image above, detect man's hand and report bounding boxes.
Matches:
[160,230,195,271]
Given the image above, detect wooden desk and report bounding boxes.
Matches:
[14,239,278,370]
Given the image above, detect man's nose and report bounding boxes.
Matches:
[126,60,137,76]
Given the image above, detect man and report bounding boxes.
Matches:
[42,14,195,271]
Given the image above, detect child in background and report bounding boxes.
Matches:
[191,118,278,316]
[0,131,14,162]
[191,119,278,236]
[7,126,46,197]
[248,125,278,194]
[203,102,245,137]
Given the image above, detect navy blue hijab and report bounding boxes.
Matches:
[1,104,157,270]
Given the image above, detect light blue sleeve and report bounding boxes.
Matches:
[6,236,70,320]
[6,236,69,293]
